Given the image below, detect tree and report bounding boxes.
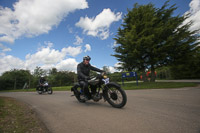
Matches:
[103,66,111,74]
[113,1,200,82]
[0,67,77,90]
[33,66,47,77]
[0,69,32,90]
[170,47,200,79]
[49,68,58,75]
[48,70,76,87]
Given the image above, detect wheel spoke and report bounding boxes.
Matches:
[117,98,121,103]
[105,84,127,108]
[106,85,126,106]
[116,90,120,95]
[108,89,112,94]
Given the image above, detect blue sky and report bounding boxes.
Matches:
[0,0,199,74]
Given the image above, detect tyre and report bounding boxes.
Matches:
[48,87,53,94]
[104,82,127,108]
[72,85,86,103]
[37,90,42,94]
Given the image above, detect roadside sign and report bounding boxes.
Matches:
[122,72,138,86]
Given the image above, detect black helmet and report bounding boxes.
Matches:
[83,55,91,61]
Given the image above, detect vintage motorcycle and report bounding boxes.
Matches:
[71,73,127,108]
[37,81,53,94]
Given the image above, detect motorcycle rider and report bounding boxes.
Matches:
[77,56,104,100]
[37,76,47,91]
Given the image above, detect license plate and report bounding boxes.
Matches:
[102,78,109,84]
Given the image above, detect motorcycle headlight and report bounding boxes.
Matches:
[103,75,107,79]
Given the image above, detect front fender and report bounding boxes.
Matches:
[103,82,121,96]
[104,82,121,89]
[102,82,122,101]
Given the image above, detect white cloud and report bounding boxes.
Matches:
[56,58,78,72]
[62,46,82,57]
[188,0,200,14]
[0,55,25,74]
[44,41,53,48]
[0,54,79,75]
[25,43,82,69]
[76,8,122,40]
[84,44,91,52]
[73,35,83,45]
[67,25,73,33]
[111,62,122,73]
[113,41,118,47]
[0,43,82,74]
[25,46,66,70]
[103,63,121,74]
[0,0,88,44]
[108,66,115,73]
[108,41,118,48]
[0,43,12,52]
[184,0,200,33]
[114,62,122,68]
[0,53,5,57]
[103,66,118,73]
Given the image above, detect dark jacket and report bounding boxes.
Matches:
[39,78,46,84]
[77,62,103,81]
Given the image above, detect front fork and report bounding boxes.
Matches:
[99,85,108,102]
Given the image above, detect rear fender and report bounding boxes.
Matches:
[71,83,80,92]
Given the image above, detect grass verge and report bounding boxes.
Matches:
[0,97,49,133]
[0,82,198,92]
[120,82,198,90]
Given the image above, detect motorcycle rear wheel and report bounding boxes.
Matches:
[72,86,86,103]
[37,90,42,94]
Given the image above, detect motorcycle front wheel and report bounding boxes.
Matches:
[48,87,53,94]
[104,83,127,108]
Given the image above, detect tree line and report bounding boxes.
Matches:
[0,67,124,90]
[0,65,199,90]
[0,67,77,90]
[0,67,139,90]
[113,0,200,82]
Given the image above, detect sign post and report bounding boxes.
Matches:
[122,72,138,86]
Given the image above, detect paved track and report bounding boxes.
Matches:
[0,86,200,133]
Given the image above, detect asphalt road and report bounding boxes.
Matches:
[0,86,200,133]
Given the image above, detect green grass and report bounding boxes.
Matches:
[0,86,73,92]
[0,98,6,117]
[52,85,73,91]
[0,82,198,92]
[0,88,36,92]
[0,97,48,133]
[120,82,198,90]
[51,82,198,90]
